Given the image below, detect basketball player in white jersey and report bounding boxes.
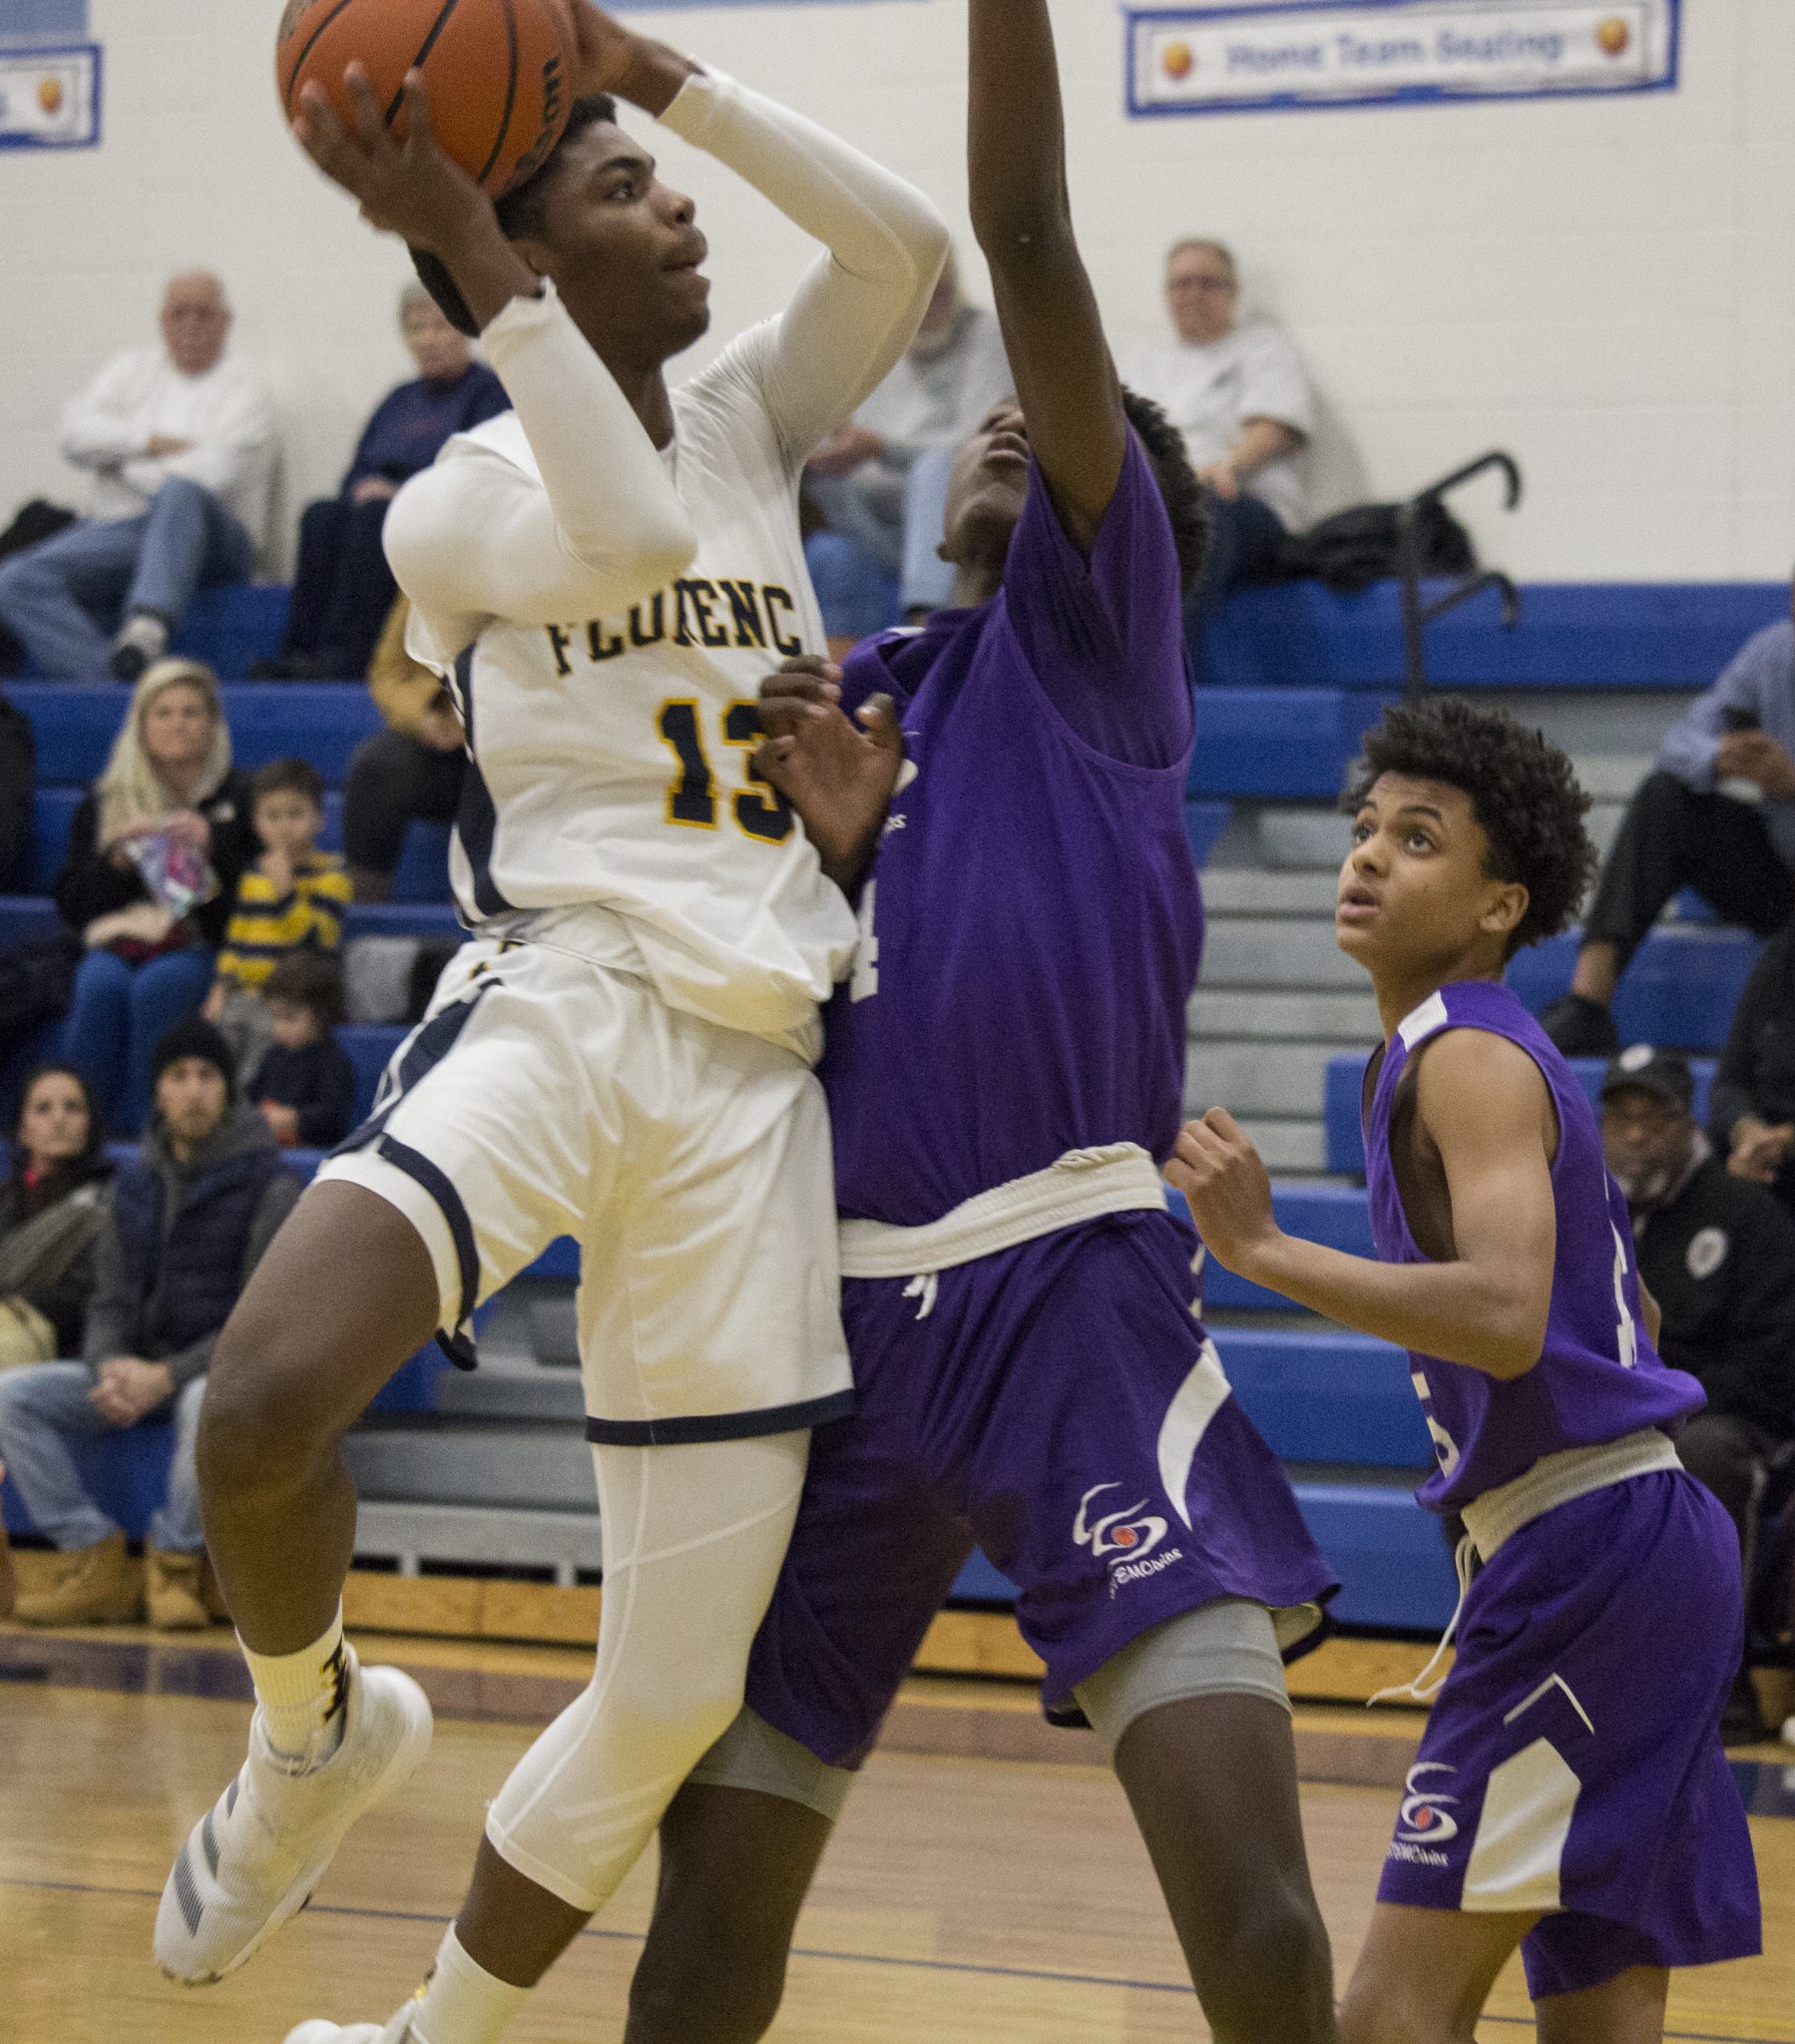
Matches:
[154,7,947,2035]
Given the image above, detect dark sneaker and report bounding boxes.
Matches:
[1540,993,1620,1058]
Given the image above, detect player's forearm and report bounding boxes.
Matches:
[605,32,697,118]
[968,0,1072,254]
[387,282,695,624]
[1241,1232,1547,1379]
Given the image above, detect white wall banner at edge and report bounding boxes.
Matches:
[1125,0,1678,119]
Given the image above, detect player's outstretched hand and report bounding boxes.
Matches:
[754,659,905,893]
[293,66,488,255]
[1166,1108,1281,1278]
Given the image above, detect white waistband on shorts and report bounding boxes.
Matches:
[836,1144,1167,1280]
[1461,1427,1683,1562]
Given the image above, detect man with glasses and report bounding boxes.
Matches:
[1122,238,1312,635]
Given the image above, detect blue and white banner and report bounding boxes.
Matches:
[1126,0,1679,118]
[0,40,99,148]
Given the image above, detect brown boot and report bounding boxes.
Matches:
[146,1548,211,1631]
[14,1530,140,1627]
[0,1509,13,1621]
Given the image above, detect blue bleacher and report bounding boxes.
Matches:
[169,583,291,681]
[1188,687,1399,800]
[1197,579,1789,693]
[1325,1047,1722,1178]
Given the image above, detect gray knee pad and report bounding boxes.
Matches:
[684,1706,857,1825]
[1074,1599,1290,1761]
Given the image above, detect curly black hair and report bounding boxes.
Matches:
[412,95,622,338]
[1343,696,1596,958]
[1121,386,1211,595]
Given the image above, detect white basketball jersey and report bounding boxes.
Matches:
[408,333,857,1062]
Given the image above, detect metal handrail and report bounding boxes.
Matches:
[1397,450,1523,703]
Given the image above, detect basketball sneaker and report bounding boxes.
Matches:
[284,2011,418,2044]
[155,1653,433,1985]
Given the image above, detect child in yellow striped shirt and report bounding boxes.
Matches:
[203,758,352,1076]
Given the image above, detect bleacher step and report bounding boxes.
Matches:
[1189,987,1382,1043]
[1186,1041,1367,1118]
[1229,1118,1326,1173]
[1201,869,1338,917]
[353,1500,601,1582]
[343,1416,595,1512]
[1201,921,1364,990]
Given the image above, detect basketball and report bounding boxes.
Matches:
[277,0,579,196]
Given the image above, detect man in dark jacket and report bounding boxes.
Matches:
[1601,1044,1795,1740]
[0,1018,297,1630]
[1710,917,1795,1218]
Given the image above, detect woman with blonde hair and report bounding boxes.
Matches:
[54,660,253,1128]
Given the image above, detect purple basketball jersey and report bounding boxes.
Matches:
[823,434,1203,1224]
[1363,980,1704,1512]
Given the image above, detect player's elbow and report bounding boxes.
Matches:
[562,508,697,599]
[972,203,1075,273]
[1477,1299,1549,1380]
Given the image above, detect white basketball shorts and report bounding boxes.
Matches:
[315,939,852,1442]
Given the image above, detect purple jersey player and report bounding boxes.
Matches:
[1170,697,1760,2044]
[619,0,1343,2039]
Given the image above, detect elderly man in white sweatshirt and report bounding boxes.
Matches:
[0,272,275,682]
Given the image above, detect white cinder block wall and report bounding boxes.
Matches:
[2,0,1791,579]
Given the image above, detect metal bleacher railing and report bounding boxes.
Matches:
[1397,449,1523,704]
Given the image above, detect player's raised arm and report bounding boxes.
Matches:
[1171,1032,1560,1380]
[969,0,1127,550]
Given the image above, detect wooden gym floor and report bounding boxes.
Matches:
[3,1621,1792,2044]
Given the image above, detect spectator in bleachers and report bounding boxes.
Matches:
[244,952,355,1151]
[1601,1046,1795,1742]
[1711,916,1795,1218]
[55,661,254,1132]
[0,1067,111,1372]
[0,689,31,889]
[1545,575,1795,1056]
[804,251,1013,647]
[0,273,274,685]
[1122,238,1310,629]
[341,597,465,902]
[202,757,351,1079]
[256,286,507,683]
[0,1019,298,1629]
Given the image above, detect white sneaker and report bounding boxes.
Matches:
[155,1655,433,1985]
[284,2007,417,2044]
[1782,1713,1795,1748]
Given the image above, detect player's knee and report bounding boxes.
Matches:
[627,1933,786,2044]
[1339,1976,1475,2044]
[197,1316,332,1504]
[1195,1878,1334,2040]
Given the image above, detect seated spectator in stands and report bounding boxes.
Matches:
[202,757,351,1078]
[258,286,506,682]
[1711,915,1795,1218]
[1601,1046,1795,1742]
[0,1020,298,1629]
[1122,239,1310,631]
[0,1068,111,1372]
[0,273,274,684]
[0,688,30,889]
[55,661,253,1133]
[341,598,465,901]
[804,251,1012,647]
[1545,575,1795,1056]
[245,952,355,1151]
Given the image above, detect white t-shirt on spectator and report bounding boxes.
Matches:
[849,303,1014,524]
[59,349,276,546]
[1122,320,1312,530]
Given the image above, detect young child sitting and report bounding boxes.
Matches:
[245,951,356,1150]
[204,758,353,1078]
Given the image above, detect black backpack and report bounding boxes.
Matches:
[1280,498,1478,596]
[0,500,78,676]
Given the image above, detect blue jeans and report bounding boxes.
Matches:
[806,446,962,639]
[0,477,255,681]
[1183,488,1288,650]
[0,1359,206,1552]
[62,944,215,1133]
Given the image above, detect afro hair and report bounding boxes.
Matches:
[1344,696,1597,958]
[1121,386,1211,596]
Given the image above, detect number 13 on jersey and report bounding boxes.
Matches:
[657,700,793,843]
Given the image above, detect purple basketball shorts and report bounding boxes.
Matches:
[1377,1468,1761,1997]
[740,1212,1336,1769]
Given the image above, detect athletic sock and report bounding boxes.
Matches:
[241,1607,351,1770]
[408,1925,532,2044]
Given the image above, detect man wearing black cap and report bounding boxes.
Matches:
[0,1018,298,1630]
[1601,1043,1795,1741]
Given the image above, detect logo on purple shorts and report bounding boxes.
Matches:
[1074,1483,1184,1596]
[1396,1761,1461,1846]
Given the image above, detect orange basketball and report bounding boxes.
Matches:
[277,0,579,196]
